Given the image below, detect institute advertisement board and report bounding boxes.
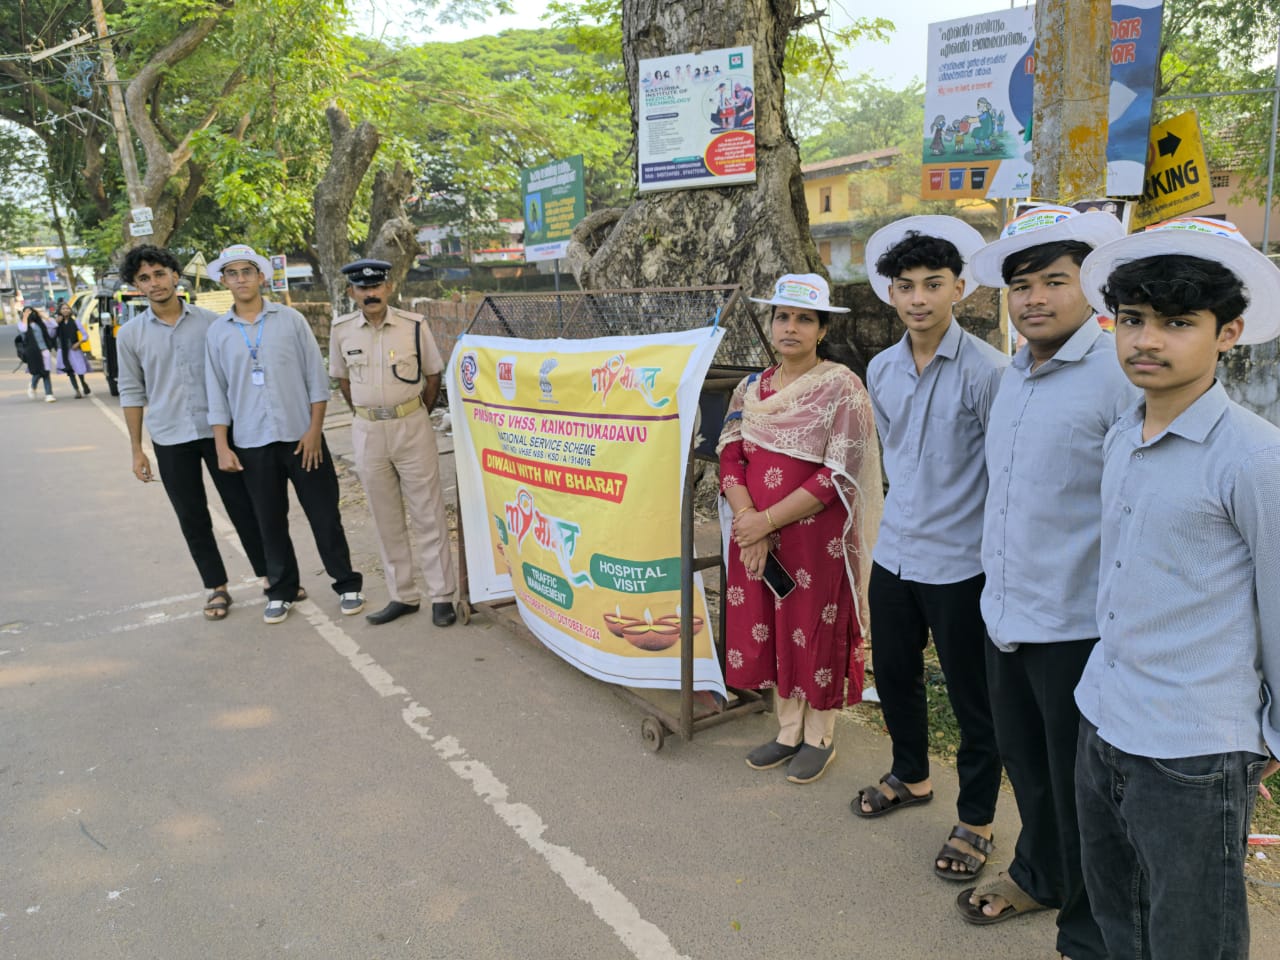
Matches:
[449,329,727,696]
[520,156,586,263]
[637,46,756,193]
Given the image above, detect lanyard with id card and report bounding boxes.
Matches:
[238,315,266,386]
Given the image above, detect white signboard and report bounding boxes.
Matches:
[637,46,756,193]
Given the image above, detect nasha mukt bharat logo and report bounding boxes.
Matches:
[589,353,670,409]
[459,351,479,394]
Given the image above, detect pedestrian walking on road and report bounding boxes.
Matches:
[330,258,458,627]
[19,306,58,403]
[54,301,94,398]
[717,274,883,785]
[853,217,1007,886]
[1074,217,1280,960]
[957,206,1132,960]
[116,244,269,622]
[204,243,363,625]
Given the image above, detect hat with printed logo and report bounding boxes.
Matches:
[969,205,1125,288]
[748,273,849,313]
[207,244,272,283]
[1079,217,1280,346]
[864,215,988,304]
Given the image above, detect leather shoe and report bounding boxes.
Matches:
[432,602,457,627]
[365,601,420,625]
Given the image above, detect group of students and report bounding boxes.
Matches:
[17,301,95,401]
[719,205,1280,960]
[116,243,456,630]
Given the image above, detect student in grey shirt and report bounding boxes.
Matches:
[1074,217,1280,960]
[115,244,266,621]
[204,244,363,625]
[852,217,1008,886]
[957,207,1131,960]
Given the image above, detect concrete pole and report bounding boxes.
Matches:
[1031,0,1111,202]
[90,0,144,210]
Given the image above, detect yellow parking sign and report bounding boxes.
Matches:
[1132,111,1214,229]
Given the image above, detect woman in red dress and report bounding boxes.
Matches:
[718,274,882,783]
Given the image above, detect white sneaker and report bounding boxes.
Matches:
[339,592,365,616]
[44,394,57,403]
[27,386,35,399]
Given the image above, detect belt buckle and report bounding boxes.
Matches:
[372,406,395,421]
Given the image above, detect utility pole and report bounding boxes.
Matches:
[1031,0,1111,202]
[90,0,144,210]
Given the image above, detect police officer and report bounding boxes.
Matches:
[331,259,457,626]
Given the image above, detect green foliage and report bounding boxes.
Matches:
[790,72,924,162]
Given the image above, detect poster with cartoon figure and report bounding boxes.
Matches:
[923,3,1163,200]
[637,46,756,192]
[449,329,727,696]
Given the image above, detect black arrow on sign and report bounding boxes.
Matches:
[1157,132,1182,157]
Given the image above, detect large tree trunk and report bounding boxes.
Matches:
[366,161,420,299]
[569,0,820,295]
[314,107,381,322]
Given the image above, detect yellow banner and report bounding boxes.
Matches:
[1132,110,1214,229]
[450,329,726,694]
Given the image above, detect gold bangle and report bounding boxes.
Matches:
[733,505,752,518]
[766,508,777,530]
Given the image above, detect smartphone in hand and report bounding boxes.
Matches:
[763,551,796,600]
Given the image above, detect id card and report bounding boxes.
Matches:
[251,367,265,386]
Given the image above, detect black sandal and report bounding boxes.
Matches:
[203,589,232,621]
[934,824,994,880]
[851,772,934,818]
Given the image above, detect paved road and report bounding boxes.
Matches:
[3,366,1277,959]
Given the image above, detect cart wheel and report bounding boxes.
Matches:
[458,601,471,626]
[640,716,666,752]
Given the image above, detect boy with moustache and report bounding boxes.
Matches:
[1073,218,1280,960]
[852,218,1008,884]
[957,207,1133,960]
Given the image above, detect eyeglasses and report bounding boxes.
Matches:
[222,267,261,281]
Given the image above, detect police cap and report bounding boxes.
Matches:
[341,258,393,287]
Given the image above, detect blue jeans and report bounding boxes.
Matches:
[1075,719,1267,960]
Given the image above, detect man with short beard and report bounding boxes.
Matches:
[115,244,268,621]
[957,207,1134,960]
[330,259,457,627]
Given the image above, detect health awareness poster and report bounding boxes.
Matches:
[923,2,1162,200]
[449,329,727,696]
[637,46,756,192]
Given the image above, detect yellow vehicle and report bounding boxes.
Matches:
[91,279,191,395]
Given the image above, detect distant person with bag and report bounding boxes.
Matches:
[19,306,57,403]
[54,301,93,398]
[717,273,883,785]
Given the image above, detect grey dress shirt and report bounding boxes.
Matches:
[868,320,1008,583]
[1076,382,1280,759]
[981,320,1139,650]
[116,302,219,446]
[205,300,331,448]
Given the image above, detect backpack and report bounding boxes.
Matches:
[13,330,24,359]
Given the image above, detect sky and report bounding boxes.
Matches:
[352,0,1026,89]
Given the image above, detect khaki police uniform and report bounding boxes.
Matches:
[330,306,456,605]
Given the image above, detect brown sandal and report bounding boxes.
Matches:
[203,589,232,621]
[934,824,994,881]
[851,772,933,818]
[956,871,1047,925]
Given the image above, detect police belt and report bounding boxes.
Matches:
[352,395,423,421]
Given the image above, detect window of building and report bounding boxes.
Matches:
[818,240,832,265]
[1210,172,1230,189]
[847,180,863,209]
[819,186,832,213]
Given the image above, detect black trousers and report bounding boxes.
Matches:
[986,638,1105,960]
[868,563,1001,825]
[152,436,268,589]
[236,439,361,603]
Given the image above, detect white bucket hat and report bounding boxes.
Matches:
[863,215,987,304]
[207,244,273,283]
[969,205,1125,289]
[748,273,850,313]
[1079,217,1280,346]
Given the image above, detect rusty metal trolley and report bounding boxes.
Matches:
[453,286,776,750]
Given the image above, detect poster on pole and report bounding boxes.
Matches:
[637,46,756,193]
[269,254,289,293]
[449,329,727,696]
[521,156,586,262]
[1130,110,1214,228]
[922,2,1163,200]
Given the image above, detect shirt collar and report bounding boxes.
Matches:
[1011,316,1101,372]
[144,300,192,326]
[223,299,277,325]
[357,306,398,328]
[892,316,960,367]
[1140,381,1230,446]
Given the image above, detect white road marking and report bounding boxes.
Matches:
[89,394,687,959]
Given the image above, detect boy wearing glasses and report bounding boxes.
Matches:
[330,259,456,627]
